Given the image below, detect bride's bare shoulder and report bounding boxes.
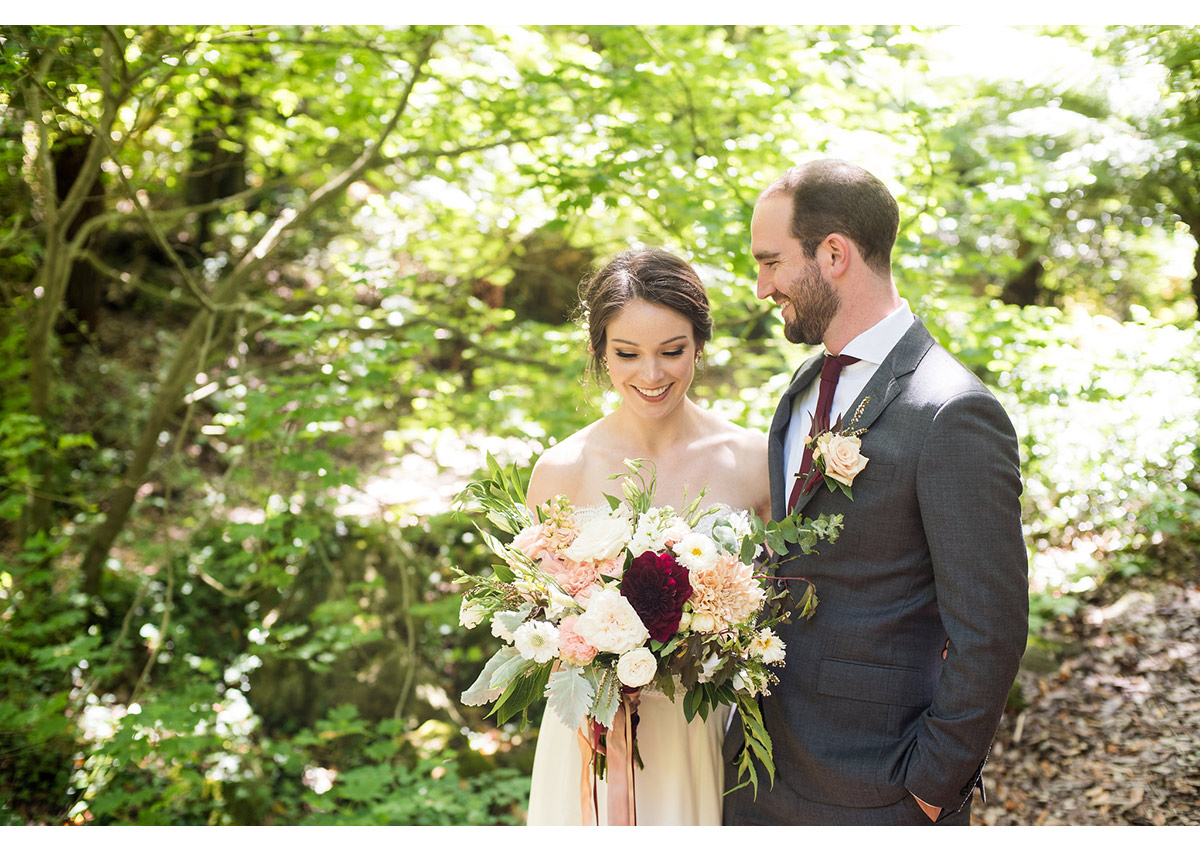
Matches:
[526,422,601,508]
[697,407,767,457]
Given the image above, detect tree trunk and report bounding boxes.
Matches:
[186,84,248,252]
[54,135,107,340]
[20,32,123,545]
[78,33,440,597]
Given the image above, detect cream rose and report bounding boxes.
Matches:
[564,511,633,562]
[815,433,869,486]
[616,646,657,688]
[574,588,649,654]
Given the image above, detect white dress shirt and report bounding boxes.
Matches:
[782,301,914,490]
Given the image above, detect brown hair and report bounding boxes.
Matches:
[760,158,899,277]
[579,248,712,379]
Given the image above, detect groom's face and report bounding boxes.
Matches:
[751,194,840,346]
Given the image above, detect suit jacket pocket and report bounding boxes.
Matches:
[817,657,935,708]
[855,460,895,484]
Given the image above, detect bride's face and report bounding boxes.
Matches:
[603,298,700,418]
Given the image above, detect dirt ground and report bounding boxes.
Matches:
[977,570,1200,826]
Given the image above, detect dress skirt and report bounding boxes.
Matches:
[526,690,728,826]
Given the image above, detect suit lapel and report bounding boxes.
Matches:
[785,317,936,518]
[769,353,824,522]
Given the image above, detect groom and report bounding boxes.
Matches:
[723,159,1029,825]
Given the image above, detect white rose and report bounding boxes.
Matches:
[616,646,657,688]
[673,532,717,572]
[575,588,649,654]
[564,512,633,562]
[513,620,560,664]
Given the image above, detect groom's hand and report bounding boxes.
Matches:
[912,793,941,822]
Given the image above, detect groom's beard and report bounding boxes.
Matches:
[782,262,840,346]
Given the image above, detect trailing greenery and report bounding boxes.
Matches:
[1,24,1197,825]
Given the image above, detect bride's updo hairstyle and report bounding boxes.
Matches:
[579,248,713,381]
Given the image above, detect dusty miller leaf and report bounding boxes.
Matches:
[545,666,595,730]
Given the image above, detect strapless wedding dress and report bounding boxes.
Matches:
[525,504,739,826]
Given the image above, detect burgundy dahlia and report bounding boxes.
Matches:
[620,550,693,642]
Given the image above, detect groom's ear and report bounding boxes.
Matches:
[822,232,853,279]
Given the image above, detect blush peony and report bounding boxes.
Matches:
[537,551,601,597]
[557,615,598,667]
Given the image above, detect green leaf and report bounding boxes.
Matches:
[492,661,552,725]
[590,667,621,729]
[461,646,521,706]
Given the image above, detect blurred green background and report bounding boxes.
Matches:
[1,24,1198,825]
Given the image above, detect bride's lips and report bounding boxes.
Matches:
[633,383,672,402]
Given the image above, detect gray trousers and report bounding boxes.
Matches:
[724,788,974,826]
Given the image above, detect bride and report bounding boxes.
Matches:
[524,248,769,826]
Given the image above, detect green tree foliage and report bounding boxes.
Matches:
[0,24,1197,825]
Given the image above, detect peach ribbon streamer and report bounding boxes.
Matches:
[575,725,598,826]
[575,694,638,826]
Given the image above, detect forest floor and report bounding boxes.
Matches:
[977,559,1200,826]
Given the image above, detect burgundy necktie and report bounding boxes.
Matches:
[788,353,860,512]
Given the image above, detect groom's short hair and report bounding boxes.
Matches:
[761,158,899,277]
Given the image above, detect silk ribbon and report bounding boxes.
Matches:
[575,693,639,826]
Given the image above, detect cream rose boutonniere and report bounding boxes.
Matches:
[801,397,871,499]
[815,432,869,486]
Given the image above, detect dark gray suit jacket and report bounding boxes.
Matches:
[724,317,1028,824]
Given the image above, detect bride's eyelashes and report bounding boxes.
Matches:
[614,348,686,359]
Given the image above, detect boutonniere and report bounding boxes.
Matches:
[799,397,871,499]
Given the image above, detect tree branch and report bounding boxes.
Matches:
[226,31,439,289]
[78,28,444,596]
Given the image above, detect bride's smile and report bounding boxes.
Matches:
[633,383,671,401]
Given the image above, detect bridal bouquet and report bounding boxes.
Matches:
[453,456,841,802]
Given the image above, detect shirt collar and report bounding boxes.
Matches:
[836,300,913,366]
